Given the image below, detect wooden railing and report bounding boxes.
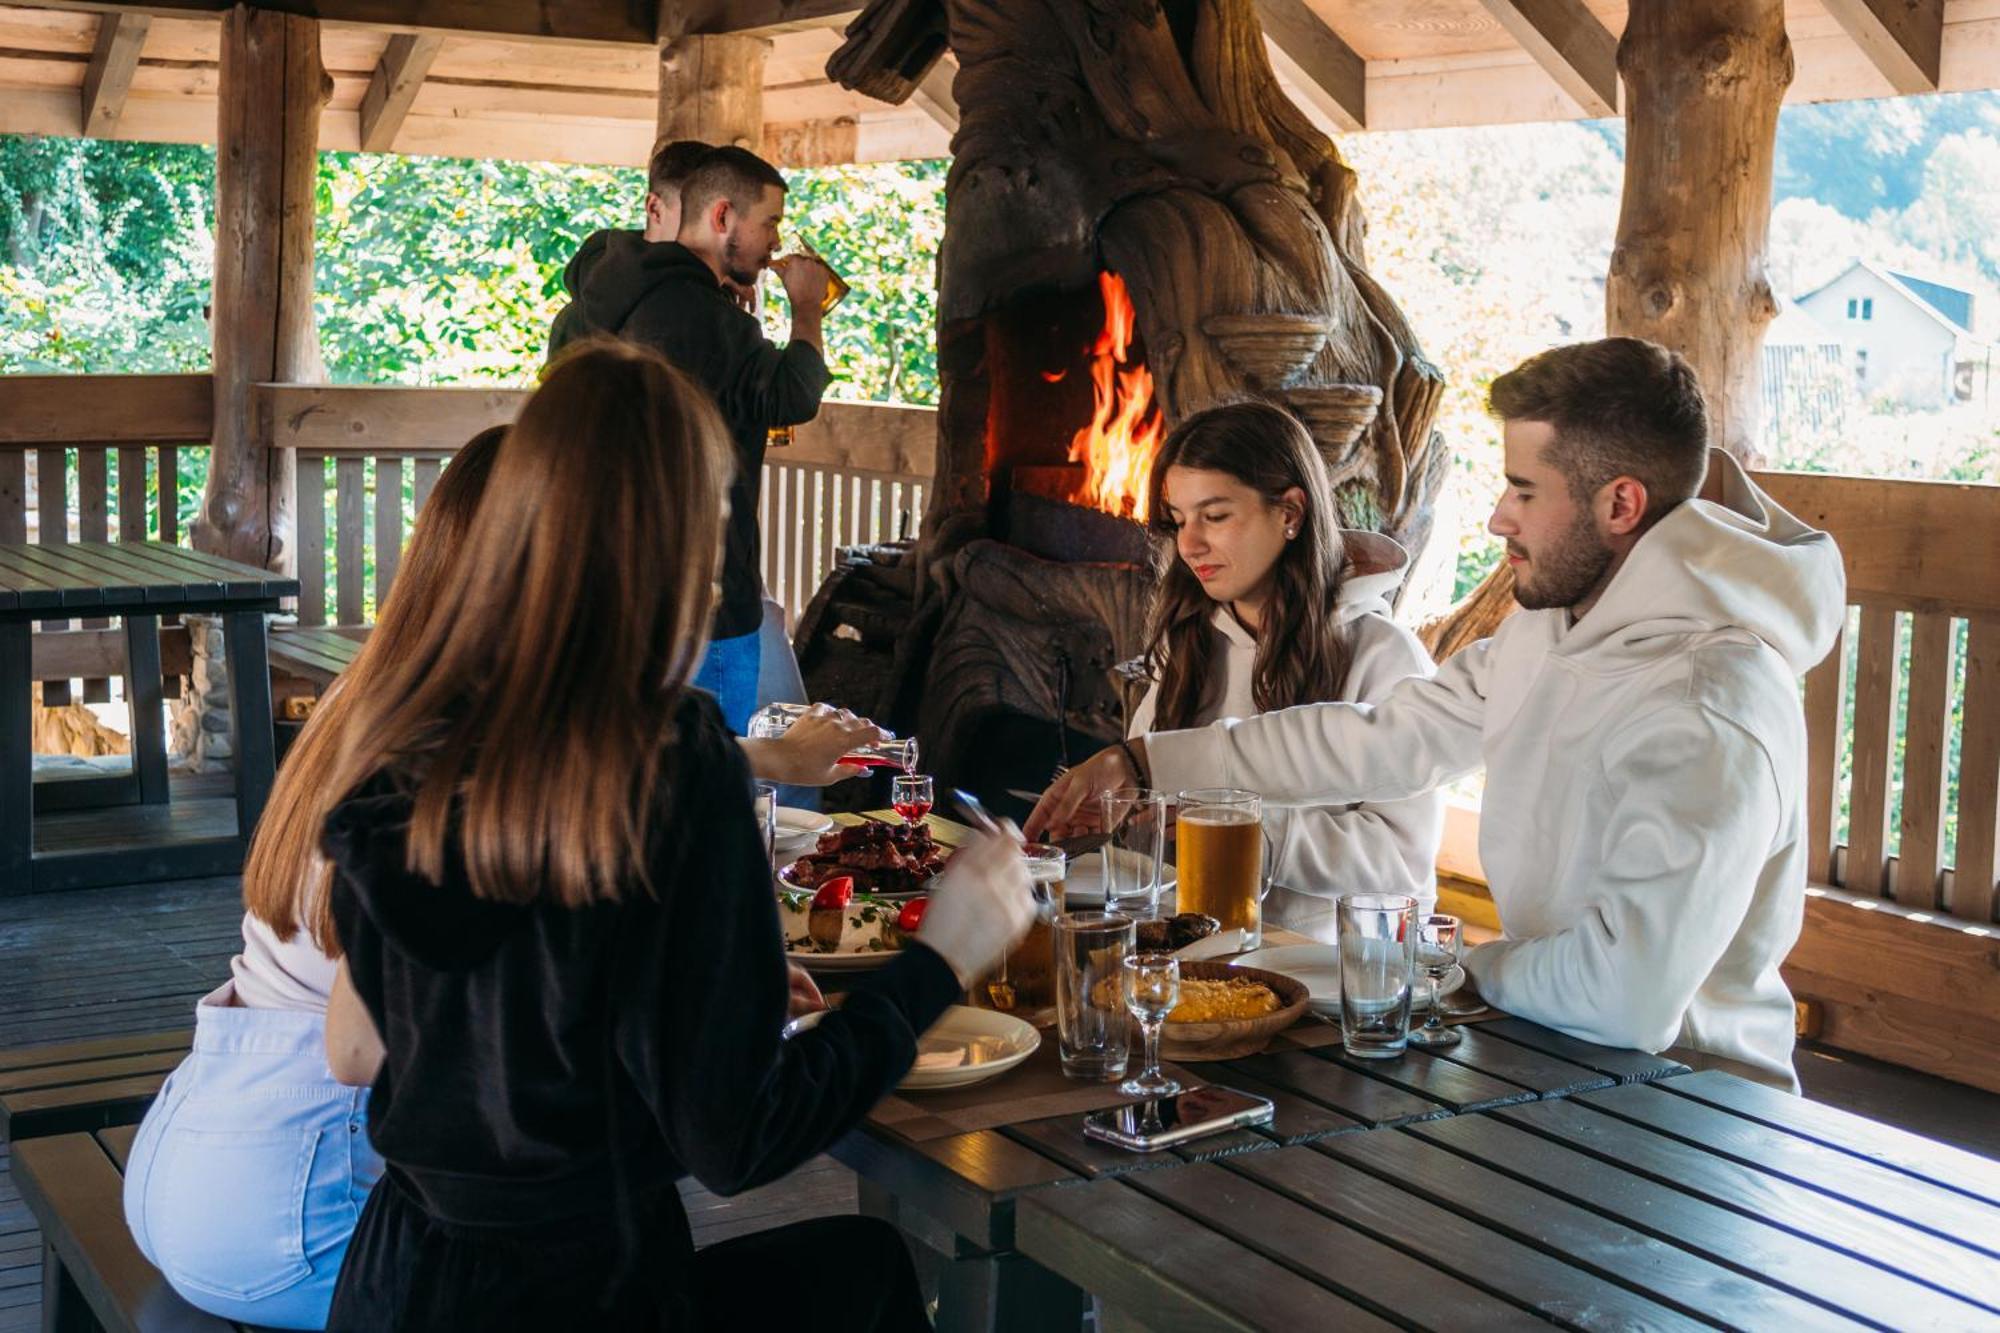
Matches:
[0,374,212,698]
[259,386,938,630]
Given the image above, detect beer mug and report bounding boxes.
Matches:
[770,235,850,315]
[1173,788,1274,950]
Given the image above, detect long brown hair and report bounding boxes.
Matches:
[320,338,733,908]
[1142,400,1350,731]
[244,425,506,952]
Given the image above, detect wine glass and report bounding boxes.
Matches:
[1409,913,1463,1049]
[892,774,934,826]
[1120,952,1181,1098]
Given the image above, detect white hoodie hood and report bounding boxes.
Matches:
[1147,453,1846,1087]
[1131,532,1445,941]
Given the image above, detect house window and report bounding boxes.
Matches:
[1856,348,1869,384]
[1862,297,1874,320]
[1847,298,1858,318]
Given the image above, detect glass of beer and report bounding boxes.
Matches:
[1174,788,1271,950]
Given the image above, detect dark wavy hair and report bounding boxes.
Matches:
[1141,400,1350,731]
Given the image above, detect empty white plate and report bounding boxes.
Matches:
[1232,944,1342,1015]
[1059,857,1176,912]
[772,807,835,857]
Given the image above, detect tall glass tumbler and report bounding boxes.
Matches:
[1099,788,1168,920]
[1053,911,1135,1080]
[1336,893,1417,1059]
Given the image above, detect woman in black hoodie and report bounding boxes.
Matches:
[317,338,1034,1331]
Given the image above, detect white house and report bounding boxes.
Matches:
[1795,261,1992,407]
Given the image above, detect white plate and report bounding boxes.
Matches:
[784,1005,1039,1090]
[786,946,899,972]
[772,807,835,857]
[1058,857,1176,911]
[1232,944,1342,1014]
[1230,945,1467,1017]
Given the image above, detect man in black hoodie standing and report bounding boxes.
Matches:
[546,145,832,732]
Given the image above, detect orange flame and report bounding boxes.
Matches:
[1068,271,1162,523]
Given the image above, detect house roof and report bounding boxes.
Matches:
[1797,259,1983,343]
[1764,297,1843,349]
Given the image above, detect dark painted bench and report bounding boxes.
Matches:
[15,1125,278,1333]
[0,1031,190,1143]
[266,625,364,689]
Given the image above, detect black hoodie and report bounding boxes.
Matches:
[546,230,830,638]
[323,692,958,1314]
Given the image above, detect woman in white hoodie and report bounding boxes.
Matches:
[1129,400,1443,941]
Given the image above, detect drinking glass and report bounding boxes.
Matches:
[1099,788,1168,920]
[1120,953,1181,1098]
[747,702,918,772]
[892,774,934,826]
[986,844,1065,1014]
[752,781,778,866]
[1054,911,1134,1080]
[1174,788,1272,949]
[1410,913,1463,1049]
[1336,893,1416,1059]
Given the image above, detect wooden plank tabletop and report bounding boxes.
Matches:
[0,541,295,615]
[1020,1071,2000,1331]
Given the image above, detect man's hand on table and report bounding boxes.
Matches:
[1024,740,1144,842]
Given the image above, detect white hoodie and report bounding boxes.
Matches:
[1145,452,1846,1089]
[1130,532,1445,941]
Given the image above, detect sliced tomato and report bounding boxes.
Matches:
[811,875,855,910]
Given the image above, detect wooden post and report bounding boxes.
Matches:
[1606,0,1793,464]
[197,5,329,573]
[656,33,768,150]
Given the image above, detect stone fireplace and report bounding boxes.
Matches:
[805,0,1453,812]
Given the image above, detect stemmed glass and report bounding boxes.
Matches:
[891,774,934,826]
[1120,953,1181,1098]
[1409,913,1463,1049]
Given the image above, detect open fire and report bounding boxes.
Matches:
[1063,271,1162,522]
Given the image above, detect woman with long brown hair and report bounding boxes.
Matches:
[316,339,1031,1331]
[1127,400,1443,940]
[120,425,506,1331]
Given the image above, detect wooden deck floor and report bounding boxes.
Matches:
[0,874,856,1332]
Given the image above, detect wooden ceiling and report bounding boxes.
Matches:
[0,0,1994,170]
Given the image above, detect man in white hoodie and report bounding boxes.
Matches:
[1030,339,1846,1090]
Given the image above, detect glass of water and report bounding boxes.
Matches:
[1336,893,1416,1059]
[1120,952,1181,1098]
[752,781,778,866]
[1054,912,1134,1080]
[1098,788,1168,919]
[1409,914,1463,1049]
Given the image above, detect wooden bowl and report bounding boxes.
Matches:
[1154,961,1311,1062]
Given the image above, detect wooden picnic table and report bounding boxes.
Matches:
[1,540,295,893]
[1016,1069,2000,1331]
[817,812,1693,1332]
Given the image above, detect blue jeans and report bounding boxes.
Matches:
[124,988,382,1330]
[694,629,762,735]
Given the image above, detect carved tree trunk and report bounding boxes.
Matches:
[1608,0,1793,464]
[198,5,328,573]
[833,0,1449,580]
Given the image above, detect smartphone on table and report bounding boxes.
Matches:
[1082,1085,1274,1153]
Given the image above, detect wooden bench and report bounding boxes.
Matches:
[1755,471,2000,1094]
[0,1030,190,1143]
[266,624,365,689]
[14,1125,273,1332]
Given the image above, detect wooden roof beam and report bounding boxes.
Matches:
[1821,0,1943,94]
[357,31,440,152]
[1476,0,1620,118]
[1255,0,1365,132]
[658,1,862,39]
[80,12,150,136]
[909,52,958,134]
